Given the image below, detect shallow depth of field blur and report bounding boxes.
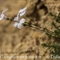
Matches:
[0,0,60,60]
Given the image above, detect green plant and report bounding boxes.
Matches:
[46,12,60,39]
[42,43,60,56]
[42,12,60,57]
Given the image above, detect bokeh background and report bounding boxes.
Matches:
[0,0,60,60]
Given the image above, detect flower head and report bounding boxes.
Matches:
[0,9,8,20]
[14,18,25,29]
[19,7,27,16]
[14,7,27,29]
[14,7,27,21]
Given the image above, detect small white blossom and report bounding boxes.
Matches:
[20,18,25,24]
[19,7,27,16]
[0,9,8,20]
[14,18,25,29]
[14,22,18,27]
[14,7,27,21]
[14,7,27,29]
[14,13,20,21]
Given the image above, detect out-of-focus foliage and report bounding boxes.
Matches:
[42,12,60,56]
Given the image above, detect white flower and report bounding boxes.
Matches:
[14,7,27,29]
[20,18,25,24]
[14,22,18,27]
[14,13,20,21]
[14,7,27,21]
[0,9,8,20]
[19,7,27,16]
[14,18,25,29]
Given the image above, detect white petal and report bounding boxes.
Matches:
[0,14,4,20]
[0,17,3,20]
[20,18,25,24]
[14,22,18,27]
[19,7,27,13]
[0,9,8,20]
[19,7,27,16]
[17,23,22,29]
[20,11,26,16]
[14,13,20,21]
[2,9,8,14]
[14,17,18,21]
[1,13,5,18]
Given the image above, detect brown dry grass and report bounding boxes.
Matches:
[0,0,60,60]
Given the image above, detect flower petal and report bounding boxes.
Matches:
[20,11,26,16]
[19,7,27,13]
[14,13,20,21]
[19,7,27,16]
[2,9,8,14]
[17,23,22,29]
[1,13,5,18]
[14,22,18,27]
[20,18,25,24]
[0,17,3,20]
[14,17,18,21]
[0,9,8,20]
